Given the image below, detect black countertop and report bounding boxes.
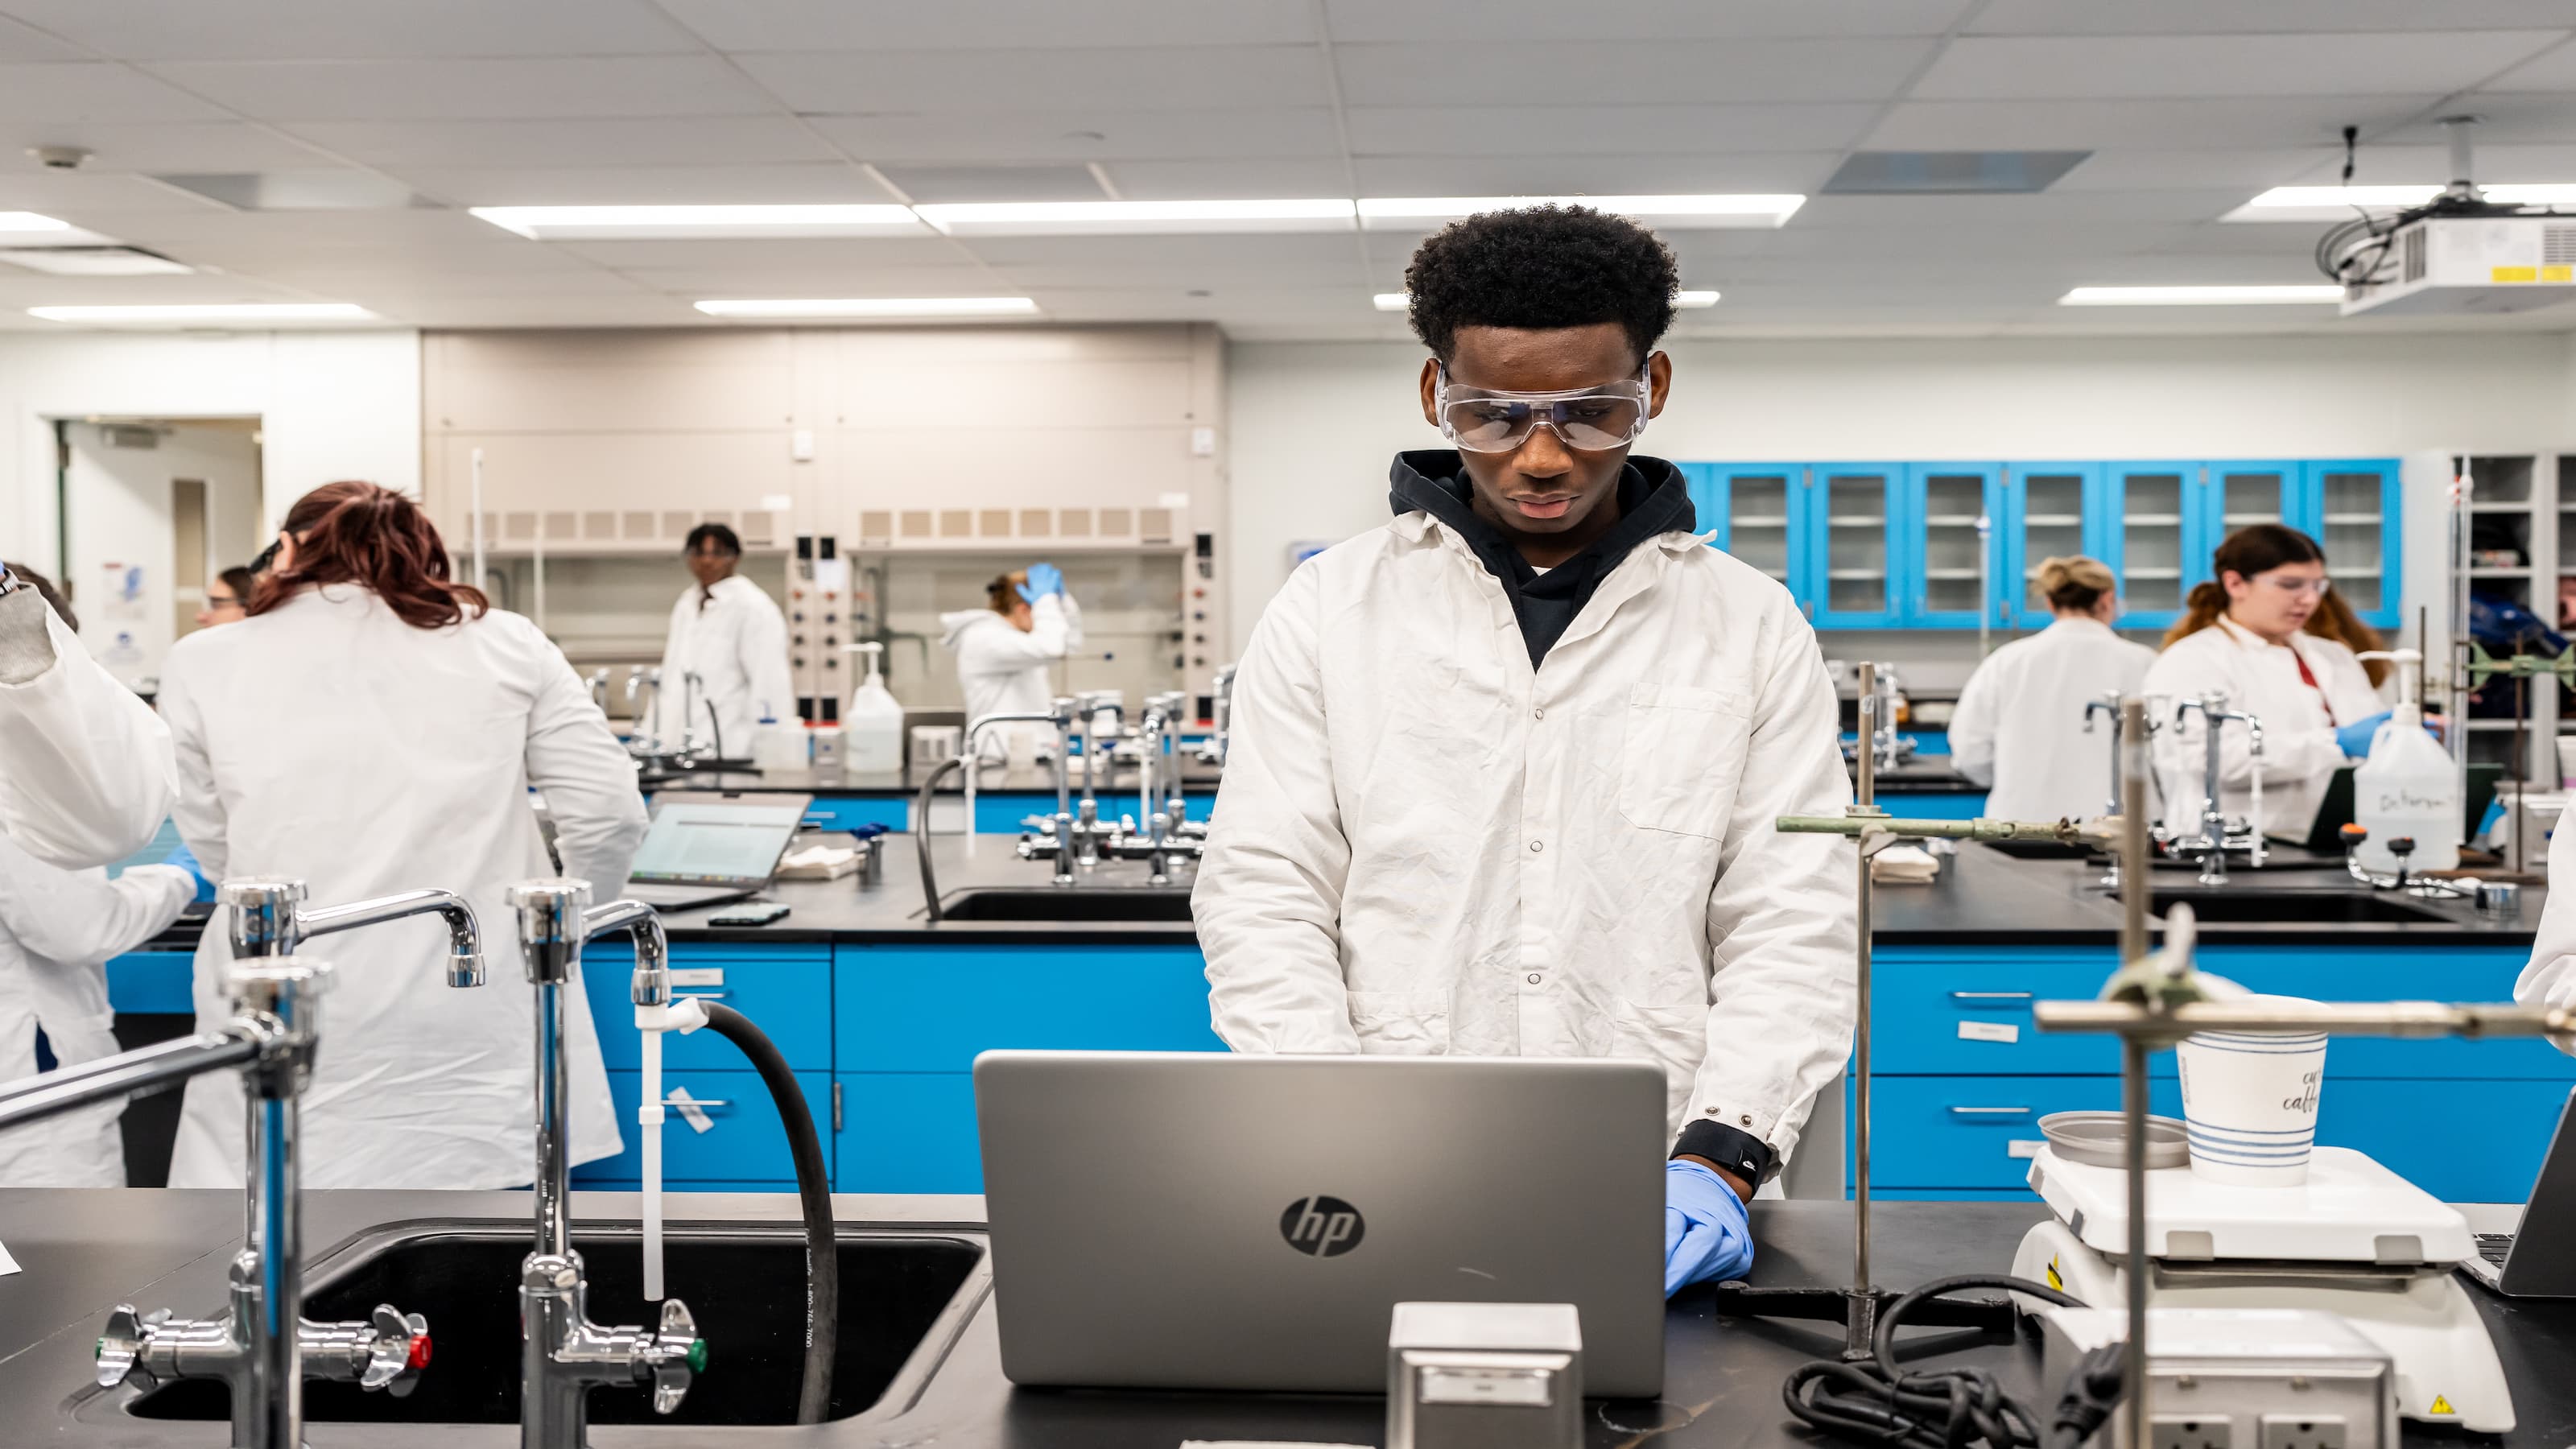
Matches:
[638,757,1224,799]
[642,830,2548,949]
[2,1191,2567,1446]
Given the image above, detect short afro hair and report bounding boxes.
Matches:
[1404,205,1678,365]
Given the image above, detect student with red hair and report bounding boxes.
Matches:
[155,481,647,1190]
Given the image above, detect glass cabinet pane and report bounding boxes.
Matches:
[2019,472,2087,613]
[1724,473,1792,584]
[2317,469,2384,612]
[2120,473,2187,612]
[1825,474,1889,615]
[2220,472,2289,530]
[1918,473,1988,615]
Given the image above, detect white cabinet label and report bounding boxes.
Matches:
[1958,1020,2020,1044]
[671,968,724,986]
[667,1087,715,1133]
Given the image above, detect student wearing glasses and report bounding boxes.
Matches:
[1195,206,1856,1298]
[2144,524,2393,842]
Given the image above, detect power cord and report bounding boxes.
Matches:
[1781,1274,2126,1449]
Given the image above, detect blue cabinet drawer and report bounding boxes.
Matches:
[1862,1075,2570,1204]
[2196,946,2576,1080]
[834,1072,980,1194]
[572,1067,832,1187]
[1873,948,2120,1075]
[580,949,831,1072]
[970,791,1215,834]
[835,943,1224,1072]
[805,795,909,833]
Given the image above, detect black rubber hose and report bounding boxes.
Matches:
[699,1002,837,1424]
[1781,1274,2100,1449]
[914,755,967,921]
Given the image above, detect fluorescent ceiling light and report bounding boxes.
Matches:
[694,296,1038,319]
[2224,183,2576,222]
[0,247,192,276]
[26,303,378,324]
[914,198,1356,237]
[470,204,922,240]
[0,211,72,237]
[2059,285,2342,307]
[1375,288,1719,311]
[1359,195,1804,229]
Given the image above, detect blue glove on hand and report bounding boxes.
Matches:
[1018,562,1065,603]
[2334,710,2393,760]
[164,843,216,902]
[1662,1159,1753,1296]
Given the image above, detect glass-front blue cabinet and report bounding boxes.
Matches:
[2306,460,2401,622]
[1683,464,1804,599]
[1810,465,1903,628]
[2001,464,2100,630]
[1908,464,2004,629]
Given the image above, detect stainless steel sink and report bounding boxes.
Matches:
[2113,888,2457,924]
[933,887,1194,922]
[118,1222,987,1426]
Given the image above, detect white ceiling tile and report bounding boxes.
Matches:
[960,231,1364,272]
[547,237,966,269]
[733,46,1331,114]
[0,62,229,122]
[614,265,1005,295]
[2281,142,2576,184]
[1346,104,1879,155]
[1869,97,2430,151]
[0,170,229,215]
[0,0,704,59]
[1352,152,1843,196]
[274,117,844,170]
[1092,158,1356,200]
[386,164,899,206]
[1334,39,1935,105]
[2484,37,2576,89]
[142,56,781,122]
[1971,1,2576,35]
[1913,32,2568,100]
[655,0,1316,51]
[378,295,710,327]
[1791,191,2251,229]
[2377,93,2576,144]
[1322,0,1974,42]
[265,267,657,299]
[2046,148,2330,191]
[2,121,345,172]
[0,13,84,60]
[809,109,1344,163]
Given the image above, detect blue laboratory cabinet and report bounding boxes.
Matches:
[1685,459,2401,633]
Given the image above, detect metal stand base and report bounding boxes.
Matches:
[1707,1282,2017,1360]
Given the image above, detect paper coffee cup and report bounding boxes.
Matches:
[2175,994,2326,1187]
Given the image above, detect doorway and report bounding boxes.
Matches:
[54,415,265,688]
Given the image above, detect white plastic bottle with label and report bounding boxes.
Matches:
[2351,648,2460,873]
[750,704,807,772]
[843,641,905,774]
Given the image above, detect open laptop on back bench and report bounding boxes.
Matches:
[621,791,809,910]
[2462,1085,2576,1298]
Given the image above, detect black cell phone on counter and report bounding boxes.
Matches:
[708,903,791,927]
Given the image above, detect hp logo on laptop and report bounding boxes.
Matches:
[1279,1195,1365,1257]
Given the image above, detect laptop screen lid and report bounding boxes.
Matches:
[629,792,811,887]
[973,1051,1667,1397]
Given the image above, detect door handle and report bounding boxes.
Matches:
[660,1096,732,1110]
[1946,1105,2033,1117]
[1949,991,2033,1005]
[673,989,732,1001]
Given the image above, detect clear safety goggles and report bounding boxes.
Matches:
[1434,364,1653,452]
[2252,572,2331,599]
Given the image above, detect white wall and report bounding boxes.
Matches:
[1224,332,2576,658]
[0,329,420,581]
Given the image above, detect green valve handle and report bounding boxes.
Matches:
[685,1337,708,1374]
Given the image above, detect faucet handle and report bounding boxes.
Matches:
[359,1305,433,1396]
[643,1296,705,1414]
[93,1305,162,1389]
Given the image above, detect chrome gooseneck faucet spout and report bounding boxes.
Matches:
[506,880,703,1449]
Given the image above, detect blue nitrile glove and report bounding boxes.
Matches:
[1663,1158,1753,1296]
[164,842,216,902]
[2334,710,2393,760]
[1018,562,1064,603]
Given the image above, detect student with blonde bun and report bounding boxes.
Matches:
[1946,556,2156,820]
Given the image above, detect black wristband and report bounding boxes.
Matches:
[1672,1118,1773,1185]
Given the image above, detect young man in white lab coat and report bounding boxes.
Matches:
[0,561,175,867]
[650,523,795,758]
[1195,207,1856,1297]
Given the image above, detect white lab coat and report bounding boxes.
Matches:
[0,588,175,868]
[1194,513,1856,1170]
[2141,616,2383,840]
[156,586,648,1191]
[647,576,794,758]
[2516,812,2576,1042]
[939,593,1084,765]
[0,840,192,1186]
[1947,617,2157,822]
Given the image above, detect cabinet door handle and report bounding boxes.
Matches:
[1949,991,2033,1004]
[832,1080,844,1134]
[660,1096,733,1111]
[674,989,732,1001]
[1947,1105,2033,1117]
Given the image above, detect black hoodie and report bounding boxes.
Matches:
[1389,449,1697,668]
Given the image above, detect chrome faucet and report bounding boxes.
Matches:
[625,667,662,756]
[679,670,707,757]
[1196,663,1237,767]
[1073,691,1126,866]
[506,880,703,1449]
[2171,694,2264,886]
[966,706,1077,885]
[29,874,483,1448]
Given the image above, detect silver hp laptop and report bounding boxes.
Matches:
[2463,1085,2576,1297]
[974,1051,1666,1397]
[621,791,810,910]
